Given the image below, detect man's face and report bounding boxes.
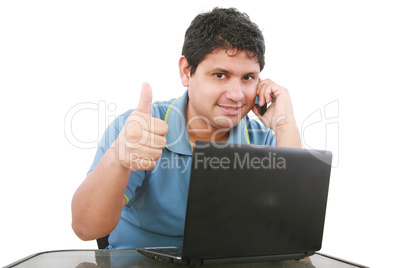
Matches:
[186,49,260,131]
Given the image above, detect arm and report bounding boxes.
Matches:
[71,147,131,241]
[252,78,301,148]
[71,83,168,241]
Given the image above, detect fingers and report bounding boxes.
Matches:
[122,107,168,154]
[257,79,272,106]
[252,104,270,127]
[121,122,167,149]
[128,145,163,161]
[257,79,283,106]
[254,78,296,133]
[149,118,169,136]
[116,128,166,171]
[126,115,169,136]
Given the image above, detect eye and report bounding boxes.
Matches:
[214,73,226,79]
[243,75,255,81]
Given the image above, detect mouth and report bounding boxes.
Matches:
[217,104,243,115]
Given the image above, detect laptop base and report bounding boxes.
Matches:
[137,247,314,266]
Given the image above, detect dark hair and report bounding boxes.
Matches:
[182,7,265,75]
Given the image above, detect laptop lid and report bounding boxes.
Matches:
[181,141,332,261]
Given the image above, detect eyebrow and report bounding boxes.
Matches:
[210,68,259,76]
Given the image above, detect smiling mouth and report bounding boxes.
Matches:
[217,104,244,115]
[218,105,242,110]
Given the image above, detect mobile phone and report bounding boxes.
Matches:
[255,96,267,116]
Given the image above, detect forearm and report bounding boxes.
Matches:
[275,120,302,148]
[71,147,131,241]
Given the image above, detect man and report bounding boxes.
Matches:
[72,7,301,249]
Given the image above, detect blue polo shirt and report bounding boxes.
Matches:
[87,90,276,249]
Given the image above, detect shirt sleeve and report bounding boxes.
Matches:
[86,111,128,177]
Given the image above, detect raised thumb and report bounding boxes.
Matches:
[136,82,153,115]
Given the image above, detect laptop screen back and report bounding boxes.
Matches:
[182,141,332,260]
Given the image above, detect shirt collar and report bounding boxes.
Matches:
[164,90,250,156]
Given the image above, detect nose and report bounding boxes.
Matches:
[225,80,244,102]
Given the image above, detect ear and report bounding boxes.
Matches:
[179,56,191,87]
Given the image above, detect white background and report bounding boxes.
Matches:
[1,1,401,267]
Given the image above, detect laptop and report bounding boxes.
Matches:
[138,141,332,265]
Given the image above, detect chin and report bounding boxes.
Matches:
[213,117,242,129]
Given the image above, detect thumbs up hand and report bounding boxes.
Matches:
[113,83,168,171]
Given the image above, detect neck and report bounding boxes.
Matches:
[188,124,229,145]
[187,110,229,146]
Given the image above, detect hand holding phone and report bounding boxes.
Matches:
[255,96,267,116]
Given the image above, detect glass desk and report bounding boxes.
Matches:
[4,250,369,268]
